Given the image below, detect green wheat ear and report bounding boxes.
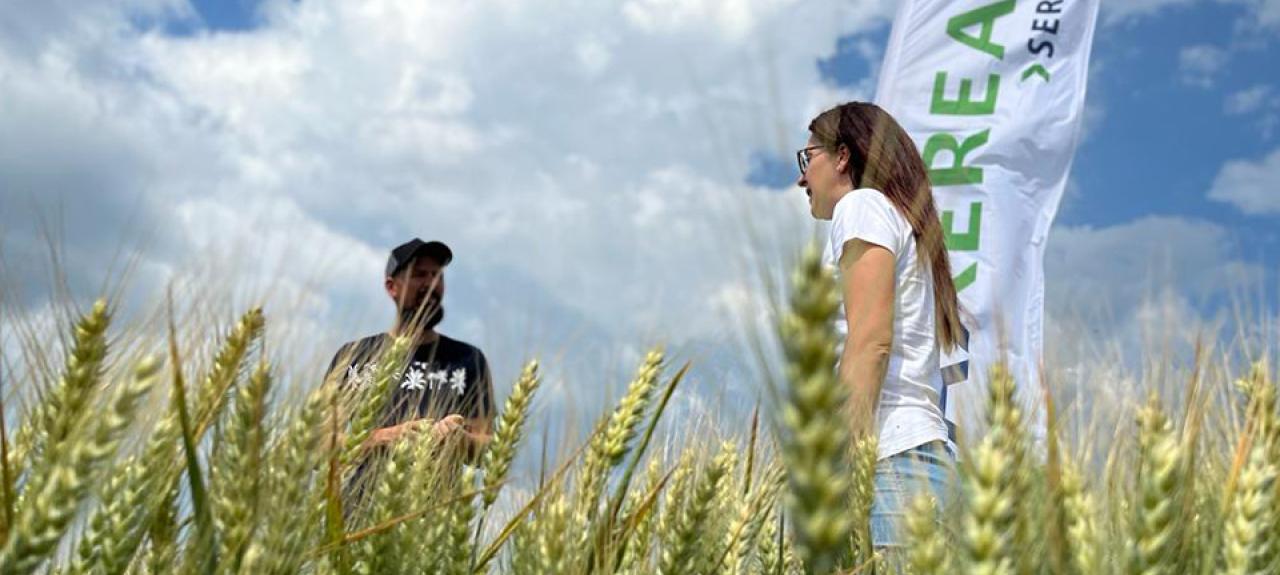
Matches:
[211,357,273,569]
[1222,426,1276,575]
[1222,361,1278,575]
[483,359,542,510]
[777,243,854,574]
[959,435,1017,575]
[1,355,159,575]
[1128,395,1187,575]
[906,493,949,574]
[343,335,412,465]
[658,443,736,575]
[1060,455,1100,575]
[577,349,664,517]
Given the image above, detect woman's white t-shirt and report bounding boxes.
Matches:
[824,188,949,461]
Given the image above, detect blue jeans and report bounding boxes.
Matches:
[870,440,957,556]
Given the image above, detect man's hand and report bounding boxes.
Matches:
[367,415,469,449]
[429,414,466,440]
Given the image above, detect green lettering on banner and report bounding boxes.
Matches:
[946,0,1016,59]
[931,72,1001,115]
[942,202,983,251]
[953,263,978,291]
[923,130,990,186]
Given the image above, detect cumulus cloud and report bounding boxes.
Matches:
[0,0,896,414]
[1209,148,1280,215]
[1046,216,1261,315]
[1178,44,1229,88]
[1043,216,1266,382]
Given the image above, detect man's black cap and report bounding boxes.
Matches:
[386,238,453,277]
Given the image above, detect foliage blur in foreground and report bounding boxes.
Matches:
[0,247,1276,574]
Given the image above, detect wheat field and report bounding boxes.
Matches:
[0,245,1274,574]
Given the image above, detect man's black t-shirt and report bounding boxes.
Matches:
[327,333,495,427]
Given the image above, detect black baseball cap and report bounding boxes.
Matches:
[385,238,453,277]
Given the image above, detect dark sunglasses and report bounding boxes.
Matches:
[796,146,824,175]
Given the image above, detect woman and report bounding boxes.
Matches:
[796,102,964,555]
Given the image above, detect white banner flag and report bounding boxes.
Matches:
[874,0,1100,441]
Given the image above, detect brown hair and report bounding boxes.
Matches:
[809,102,964,352]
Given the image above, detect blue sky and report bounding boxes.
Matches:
[189,0,259,32]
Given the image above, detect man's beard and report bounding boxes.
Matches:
[398,293,444,334]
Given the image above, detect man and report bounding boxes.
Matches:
[327,238,494,462]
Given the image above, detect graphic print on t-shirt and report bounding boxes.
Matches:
[328,334,494,428]
[346,362,469,395]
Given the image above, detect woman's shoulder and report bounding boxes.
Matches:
[843,187,894,208]
[833,188,905,228]
[829,188,906,256]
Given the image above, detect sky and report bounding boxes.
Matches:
[1,0,1278,432]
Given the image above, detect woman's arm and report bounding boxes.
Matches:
[837,238,896,439]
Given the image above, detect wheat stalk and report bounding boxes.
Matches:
[482,360,541,510]
[1127,395,1187,575]
[659,442,736,575]
[343,335,412,465]
[906,492,950,574]
[0,355,158,575]
[777,243,853,574]
[212,357,273,570]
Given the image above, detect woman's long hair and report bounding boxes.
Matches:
[809,102,964,352]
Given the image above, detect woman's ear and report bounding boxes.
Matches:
[836,144,851,174]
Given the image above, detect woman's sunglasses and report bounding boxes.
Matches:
[796,146,824,175]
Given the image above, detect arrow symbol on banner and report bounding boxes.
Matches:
[1021,64,1051,83]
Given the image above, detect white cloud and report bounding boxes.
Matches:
[1043,215,1266,380]
[1178,43,1229,88]
[0,0,895,402]
[1046,216,1262,317]
[1226,85,1273,114]
[1223,0,1280,30]
[1209,148,1280,215]
[1224,84,1280,138]
[1101,0,1197,25]
[1263,0,1280,26]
